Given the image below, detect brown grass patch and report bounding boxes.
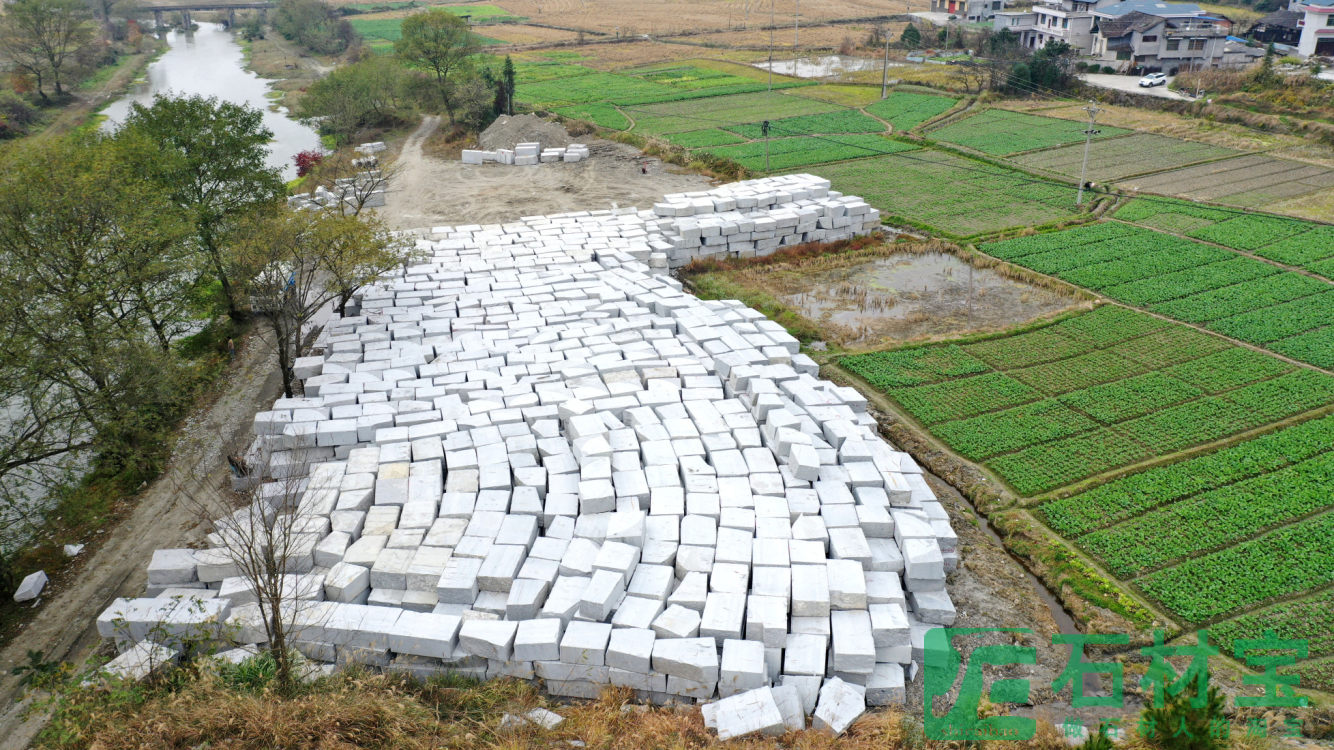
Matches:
[494,0,928,36]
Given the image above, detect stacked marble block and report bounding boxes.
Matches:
[101,175,956,716]
[463,143,587,166]
[646,174,880,269]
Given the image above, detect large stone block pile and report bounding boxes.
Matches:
[98,175,954,727]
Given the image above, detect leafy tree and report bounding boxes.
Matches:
[0,0,97,102]
[900,23,921,48]
[501,54,515,116]
[116,95,286,319]
[230,209,413,397]
[272,0,356,55]
[395,8,480,124]
[297,54,411,143]
[0,134,194,586]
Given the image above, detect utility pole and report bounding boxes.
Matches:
[767,0,775,91]
[1076,101,1101,206]
[762,120,771,174]
[794,0,799,51]
[881,26,891,98]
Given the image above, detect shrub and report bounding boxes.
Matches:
[0,90,37,139]
[293,149,323,177]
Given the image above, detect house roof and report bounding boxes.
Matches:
[1254,9,1302,28]
[1099,9,1165,35]
[1300,0,1334,8]
[1095,0,1204,17]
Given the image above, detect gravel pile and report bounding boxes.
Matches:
[479,114,572,151]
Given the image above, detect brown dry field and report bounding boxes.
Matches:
[683,22,901,49]
[516,40,748,68]
[484,23,584,43]
[496,0,927,35]
[998,98,1301,153]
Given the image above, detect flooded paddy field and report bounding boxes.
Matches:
[686,244,1085,348]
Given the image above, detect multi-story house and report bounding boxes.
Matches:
[930,0,1009,24]
[992,0,1117,52]
[1295,0,1334,56]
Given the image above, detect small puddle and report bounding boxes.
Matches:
[776,252,1077,347]
[751,54,899,78]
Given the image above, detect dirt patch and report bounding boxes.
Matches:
[479,113,573,150]
[380,115,715,230]
[0,333,283,750]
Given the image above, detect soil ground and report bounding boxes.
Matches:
[378,115,717,229]
[0,336,283,749]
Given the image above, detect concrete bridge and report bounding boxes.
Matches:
[142,1,273,28]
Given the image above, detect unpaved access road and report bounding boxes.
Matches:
[379,116,717,231]
[0,336,283,750]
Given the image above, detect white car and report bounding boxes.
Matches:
[1139,72,1168,87]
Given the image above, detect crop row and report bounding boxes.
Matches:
[628,91,839,136]
[1137,512,1334,623]
[1009,348,1151,395]
[727,110,885,139]
[888,372,1039,425]
[933,400,1099,460]
[839,344,990,388]
[864,91,958,131]
[554,103,631,130]
[1187,213,1310,251]
[1162,347,1294,394]
[1039,413,1334,537]
[664,128,746,148]
[1209,292,1334,343]
[962,328,1092,370]
[706,134,911,171]
[813,150,1078,238]
[1148,274,1328,324]
[1103,256,1280,307]
[1271,325,1334,369]
[1113,197,1234,225]
[1078,451,1334,577]
[1056,371,1201,424]
[929,109,1130,156]
[1209,590,1334,662]
[989,428,1151,497]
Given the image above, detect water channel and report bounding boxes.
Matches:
[100,22,321,180]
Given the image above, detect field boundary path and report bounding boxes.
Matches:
[0,333,282,750]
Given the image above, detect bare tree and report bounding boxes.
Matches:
[181,449,327,693]
[304,149,399,217]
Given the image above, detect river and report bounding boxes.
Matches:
[100,22,322,180]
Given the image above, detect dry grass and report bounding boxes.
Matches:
[994,99,1299,152]
[485,24,584,44]
[492,0,927,35]
[682,23,898,50]
[50,666,1103,750]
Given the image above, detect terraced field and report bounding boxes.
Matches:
[840,306,1334,496]
[1014,133,1239,181]
[980,222,1334,369]
[812,150,1079,237]
[1117,153,1334,211]
[927,109,1131,156]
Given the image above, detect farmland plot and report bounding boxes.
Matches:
[813,149,1080,237]
[1013,133,1239,181]
[1033,415,1334,688]
[623,91,839,135]
[840,306,1333,496]
[979,222,1334,369]
[1117,153,1334,210]
[864,91,959,131]
[710,134,912,170]
[1115,198,1334,279]
[928,109,1130,156]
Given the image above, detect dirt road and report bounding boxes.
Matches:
[0,337,282,749]
[379,116,716,231]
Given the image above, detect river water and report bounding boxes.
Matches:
[100,22,321,180]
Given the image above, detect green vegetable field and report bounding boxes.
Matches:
[927,109,1131,156]
[979,222,1334,369]
[840,306,1334,496]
